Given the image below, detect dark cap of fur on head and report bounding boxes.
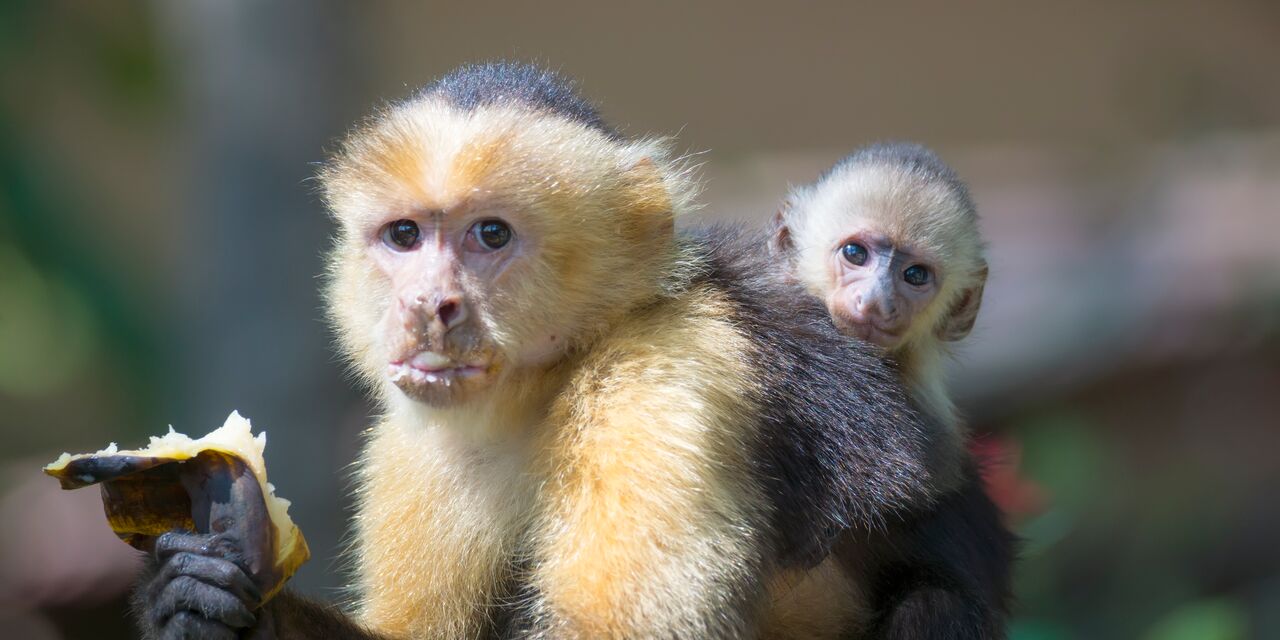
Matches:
[420,61,618,138]
[823,141,976,216]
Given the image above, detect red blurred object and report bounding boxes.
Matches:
[970,434,1049,521]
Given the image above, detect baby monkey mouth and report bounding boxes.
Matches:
[388,351,490,387]
[844,318,905,348]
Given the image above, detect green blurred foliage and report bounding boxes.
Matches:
[1143,599,1248,640]
[1006,390,1271,639]
[0,0,167,453]
[0,244,100,395]
[1010,619,1073,640]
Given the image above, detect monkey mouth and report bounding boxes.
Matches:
[387,351,491,387]
[843,319,904,348]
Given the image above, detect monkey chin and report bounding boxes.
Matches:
[833,314,906,351]
[386,358,495,407]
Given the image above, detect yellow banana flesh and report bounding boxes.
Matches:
[43,411,309,601]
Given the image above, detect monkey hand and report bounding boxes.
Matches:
[134,530,277,640]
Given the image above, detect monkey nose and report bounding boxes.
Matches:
[436,296,466,329]
[854,295,880,316]
[855,296,896,322]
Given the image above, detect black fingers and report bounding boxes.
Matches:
[151,574,256,629]
[157,552,263,611]
[134,530,264,639]
[156,530,242,564]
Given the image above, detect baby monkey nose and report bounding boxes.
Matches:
[855,294,897,322]
[879,300,898,320]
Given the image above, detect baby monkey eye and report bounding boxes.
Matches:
[903,265,931,286]
[841,242,869,266]
[471,219,513,250]
[383,219,420,250]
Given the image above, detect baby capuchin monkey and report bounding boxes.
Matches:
[131,65,959,639]
[773,142,988,456]
[771,142,1013,638]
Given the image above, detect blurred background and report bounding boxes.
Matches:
[1,1,1277,638]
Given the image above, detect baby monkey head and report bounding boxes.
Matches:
[320,63,691,407]
[774,142,987,353]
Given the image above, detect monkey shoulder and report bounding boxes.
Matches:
[549,283,762,462]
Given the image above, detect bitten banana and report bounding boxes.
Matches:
[43,411,308,600]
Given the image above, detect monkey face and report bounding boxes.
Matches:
[826,231,942,350]
[322,101,681,408]
[370,213,513,405]
[780,158,988,354]
[356,194,621,407]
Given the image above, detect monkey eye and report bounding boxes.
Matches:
[466,219,513,251]
[841,242,869,266]
[903,265,931,286]
[383,219,421,250]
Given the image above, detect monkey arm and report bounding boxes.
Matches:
[860,466,1015,640]
[133,531,389,640]
[515,294,771,638]
[262,591,392,639]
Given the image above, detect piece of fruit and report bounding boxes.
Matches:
[43,411,309,601]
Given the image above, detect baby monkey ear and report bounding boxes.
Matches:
[768,201,794,257]
[938,261,988,342]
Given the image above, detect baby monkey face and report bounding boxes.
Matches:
[776,143,987,355]
[827,230,940,350]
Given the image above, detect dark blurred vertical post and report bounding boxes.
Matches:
[154,0,362,595]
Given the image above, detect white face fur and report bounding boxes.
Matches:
[782,162,986,353]
[323,100,688,409]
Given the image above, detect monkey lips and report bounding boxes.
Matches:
[387,349,495,404]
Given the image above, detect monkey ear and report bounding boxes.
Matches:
[768,201,794,257]
[937,261,988,342]
[624,157,676,234]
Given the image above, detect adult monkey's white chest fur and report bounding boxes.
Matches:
[353,417,536,638]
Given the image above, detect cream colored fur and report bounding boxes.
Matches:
[526,288,767,638]
[320,94,808,638]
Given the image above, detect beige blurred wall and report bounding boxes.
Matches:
[355,1,1280,153]
[3,4,1279,637]
[11,0,1279,285]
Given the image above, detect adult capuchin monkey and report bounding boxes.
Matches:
[770,142,1015,638]
[132,64,966,639]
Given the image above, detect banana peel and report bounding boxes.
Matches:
[43,411,309,601]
